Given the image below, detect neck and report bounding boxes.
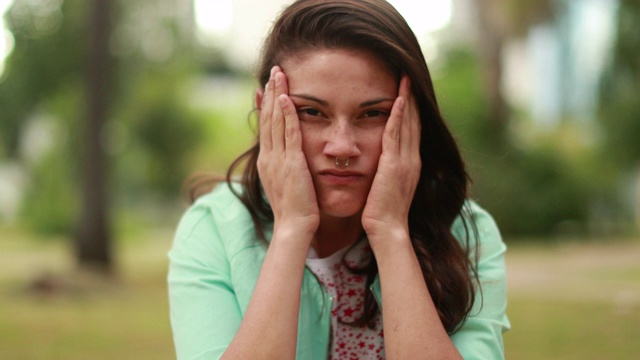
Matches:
[312,212,364,258]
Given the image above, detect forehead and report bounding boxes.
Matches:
[281,48,398,99]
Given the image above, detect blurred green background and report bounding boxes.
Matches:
[0,0,638,358]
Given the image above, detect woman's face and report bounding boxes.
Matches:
[280,48,398,220]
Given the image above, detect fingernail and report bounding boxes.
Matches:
[278,94,287,107]
[275,72,282,86]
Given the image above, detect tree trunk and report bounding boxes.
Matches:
[76,0,113,274]
[474,0,510,130]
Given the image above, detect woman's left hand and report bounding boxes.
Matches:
[361,76,421,245]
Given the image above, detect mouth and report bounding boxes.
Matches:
[318,169,364,185]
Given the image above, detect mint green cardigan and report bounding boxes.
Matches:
[168,184,510,359]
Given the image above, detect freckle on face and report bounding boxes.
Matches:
[281,48,397,219]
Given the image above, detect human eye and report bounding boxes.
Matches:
[297,107,325,120]
[300,108,321,116]
[363,109,389,118]
[361,109,391,122]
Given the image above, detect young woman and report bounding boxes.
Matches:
[168,1,509,359]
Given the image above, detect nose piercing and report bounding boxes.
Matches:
[335,157,350,168]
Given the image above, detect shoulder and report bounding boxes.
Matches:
[451,200,506,262]
[172,182,262,258]
[192,182,249,219]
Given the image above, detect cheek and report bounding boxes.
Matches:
[299,123,324,159]
[359,126,384,158]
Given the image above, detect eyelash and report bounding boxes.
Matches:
[296,108,389,119]
[363,110,389,118]
[298,108,322,117]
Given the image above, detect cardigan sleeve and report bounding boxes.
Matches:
[167,202,242,360]
[450,202,511,359]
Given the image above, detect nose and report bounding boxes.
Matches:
[323,121,361,160]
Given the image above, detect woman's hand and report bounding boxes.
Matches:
[257,66,320,238]
[222,69,319,360]
[361,76,421,245]
[361,78,462,360]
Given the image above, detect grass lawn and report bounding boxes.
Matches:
[1,225,639,359]
[505,240,640,359]
[505,296,640,359]
[0,225,175,360]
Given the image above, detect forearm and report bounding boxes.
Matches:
[222,227,312,360]
[371,230,462,360]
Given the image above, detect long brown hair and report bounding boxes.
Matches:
[220,0,478,333]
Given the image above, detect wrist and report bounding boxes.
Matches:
[274,215,318,236]
[366,225,412,255]
[271,221,316,252]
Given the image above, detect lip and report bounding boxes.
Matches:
[318,169,364,185]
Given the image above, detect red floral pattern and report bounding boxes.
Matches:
[306,240,385,359]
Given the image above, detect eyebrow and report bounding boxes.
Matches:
[290,94,395,108]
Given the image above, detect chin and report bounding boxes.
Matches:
[320,206,363,219]
[318,194,366,219]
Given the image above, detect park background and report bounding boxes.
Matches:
[0,0,638,358]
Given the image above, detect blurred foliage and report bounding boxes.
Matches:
[19,83,83,235]
[21,149,78,235]
[437,48,609,238]
[2,0,637,239]
[114,65,205,199]
[0,0,83,158]
[434,0,639,238]
[591,0,640,236]
[599,0,640,169]
[0,0,221,235]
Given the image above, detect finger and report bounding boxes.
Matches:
[397,76,420,155]
[278,94,303,154]
[257,87,271,151]
[271,70,288,152]
[398,75,411,99]
[408,93,421,155]
[398,76,413,153]
[384,74,414,154]
[383,95,405,154]
[259,67,278,151]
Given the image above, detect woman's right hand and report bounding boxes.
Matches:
[257,66,320,239]
[221,70,319,359]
